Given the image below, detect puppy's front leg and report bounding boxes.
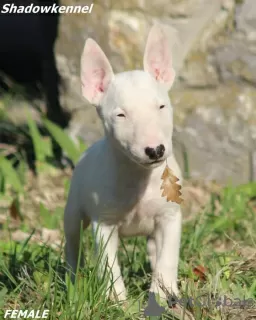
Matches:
[92,221,127,301]
[150,206,182,299]
[147,236,157,272]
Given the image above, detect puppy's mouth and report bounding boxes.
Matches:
[119,145,166,168]
[144,159,165,167]
[127,153,165,169]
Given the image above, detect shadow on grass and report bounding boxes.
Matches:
[0,117,73,174]
[0,235,67,306]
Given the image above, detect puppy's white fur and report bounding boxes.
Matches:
[64,23,182,301]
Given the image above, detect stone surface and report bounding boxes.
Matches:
[236,0,256,40]
[179,51,219,88]
[55,0,224,73]
[108,0,205,18]
[55,1,110,72]
[215,38,256,86]
[171,83,256,183]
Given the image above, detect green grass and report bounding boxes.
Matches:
[0,183,255,320]
[0,114,255,319]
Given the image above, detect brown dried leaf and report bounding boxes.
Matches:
[193,265,207,281]
[160,164,183,204]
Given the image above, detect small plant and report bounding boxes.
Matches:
[0,156,24,194]
[26,110,54,173]
[43,118,86,164]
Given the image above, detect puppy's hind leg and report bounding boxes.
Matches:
[64,203,89,283]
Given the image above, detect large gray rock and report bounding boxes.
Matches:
[56,0,223,74]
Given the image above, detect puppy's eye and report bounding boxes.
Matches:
[117,113,125,117]
[159,105,165,109]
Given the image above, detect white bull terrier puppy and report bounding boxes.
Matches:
[64,23,183,302]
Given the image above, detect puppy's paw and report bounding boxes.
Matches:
[150,282,179,301]
[108,285,127,303]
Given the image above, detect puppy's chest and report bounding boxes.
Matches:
[90,168,166,236]
[117,183,163,237]
[117,205,154,237]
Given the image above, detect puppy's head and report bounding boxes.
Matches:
[81,24,176,168]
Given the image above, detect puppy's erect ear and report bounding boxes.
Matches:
[143,23,175,91]
[81,38,114,105]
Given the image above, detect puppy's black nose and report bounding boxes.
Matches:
[145,144,165,160]
[156,144,165,158]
